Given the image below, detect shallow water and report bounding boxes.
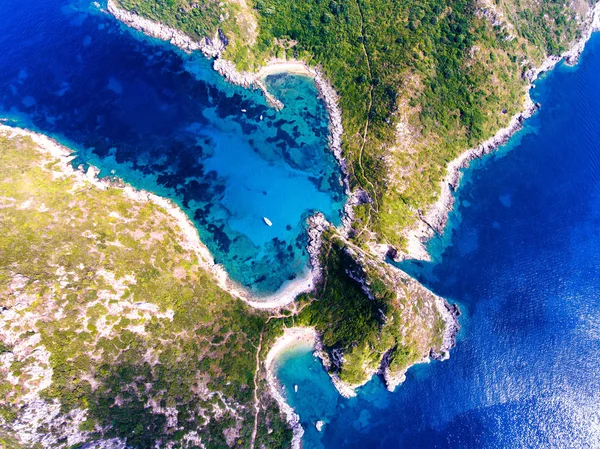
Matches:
[278,34,600,449]
[0,0,345,294]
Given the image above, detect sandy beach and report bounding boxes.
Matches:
[265,327,318,449]
[104,0,351,309]
[232,268,317,310]
[256,60,316,78]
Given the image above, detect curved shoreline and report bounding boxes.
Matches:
[100,0,460,440]
[104,0,349,193]
[0,124,324,310]
[401,3,600,261]
[104,0,350,308]
[264,327,318,449]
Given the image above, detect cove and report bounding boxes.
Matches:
[0,0,345,295]
[277,34,600,448]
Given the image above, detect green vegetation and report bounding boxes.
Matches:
[295,229,448,386]
[0,130,444,448]
[498,0,582,55]
[114,0,264,70]
[0,133,290,448]
[300,232,386,352]
[251,0,588,247]
[116,0,227,39]
[114,0,593,249]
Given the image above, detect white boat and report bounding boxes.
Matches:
[263,217,273,227]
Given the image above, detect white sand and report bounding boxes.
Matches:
[104,0,351,307]
[256,60,316,78]
[242,269,316,309]
[264,327,317,449]
[265,327,317,369]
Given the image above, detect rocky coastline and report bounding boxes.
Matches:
[106,0,223,56]
[6,0,591,446]
[312,240,461,396]
[1,124,328,312]
[262,326,360,448]
[105,0,349,196]
[400,94,538,261]
[400,2,600,261]
[431,300,461,361]
[104,0,354,306]
[379,303,461,392]
[103,0,463,440]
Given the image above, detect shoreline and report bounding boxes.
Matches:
[263,327,359,443]
[264,327,318,449]
[104,0,349,193]
[0,124,324,310]
[99,0,459,438]
[104,0,351,304]
[400,3,600,261]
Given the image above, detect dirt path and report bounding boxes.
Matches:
[249,328,265,449]
[353,0,380,213]
[249,301,315,448]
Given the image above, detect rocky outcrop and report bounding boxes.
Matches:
[106,0,224,57]
[306,225,461,396]
[313,70,348,193]
[312,335,358,398]
[525,2,600,79]
[431,301,461,360]
[378,298,461,392]
[306,213,329,284]
[342,188,372,234]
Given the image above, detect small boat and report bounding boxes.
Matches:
[260,114,263,120]
[263,217,273,227]
[241,108,247,112]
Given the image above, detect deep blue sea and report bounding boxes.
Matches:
[0,0,345,295]
[276,35,600,448]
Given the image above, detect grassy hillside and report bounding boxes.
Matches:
[0,132,290,448]
[4,0,592,445]
[295,229,450,387]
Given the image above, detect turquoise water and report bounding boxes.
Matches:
[275,347,342,446]
[0,0,345,294]
[278,35,600,448]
